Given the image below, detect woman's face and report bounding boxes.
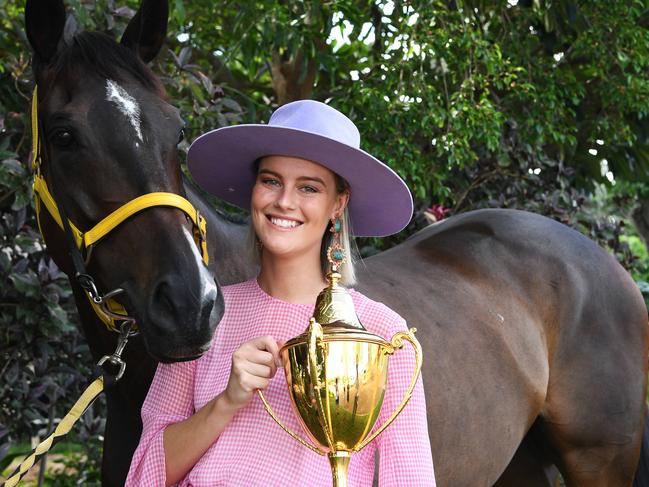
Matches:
[251,155,348,262]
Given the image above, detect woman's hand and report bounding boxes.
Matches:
[223,335,282,410]
[161,336,281,486]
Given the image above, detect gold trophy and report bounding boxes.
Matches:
[258,263,422,487]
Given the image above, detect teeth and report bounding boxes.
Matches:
[271,217,301,228]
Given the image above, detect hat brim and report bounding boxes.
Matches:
[187,125,413,237]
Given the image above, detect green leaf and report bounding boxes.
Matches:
[173,0,186,26]
[14,234,41,254]
[9,270,40,297]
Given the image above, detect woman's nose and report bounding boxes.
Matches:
[275,186,296,210]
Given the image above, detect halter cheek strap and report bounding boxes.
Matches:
[32,173,209,262]
[31,86,209,332]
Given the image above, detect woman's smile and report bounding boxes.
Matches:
[266,214,304,230]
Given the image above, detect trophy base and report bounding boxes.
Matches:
[328,451,351,487]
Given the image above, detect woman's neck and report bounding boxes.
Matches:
[257,250,328,305]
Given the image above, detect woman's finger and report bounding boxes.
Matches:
[242,362,273,379]
[239,371,270,392]
[250,335,281,369]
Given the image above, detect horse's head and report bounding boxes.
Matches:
[25,0,222,362]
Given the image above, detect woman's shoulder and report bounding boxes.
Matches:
[221,278,260,303]
[348,288,407,338]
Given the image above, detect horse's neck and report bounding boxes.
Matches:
[183,178,258,285]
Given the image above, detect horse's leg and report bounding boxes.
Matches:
[540,394,643,487]
[539,275,647,487]
[72,282,157,486]
[102,399,142,487]
[102,346,157,486]
[493,421,561,487]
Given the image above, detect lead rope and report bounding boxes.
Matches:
[0,322,135,487]
[1,379,104,487]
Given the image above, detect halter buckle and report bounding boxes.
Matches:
[76,273,102,303]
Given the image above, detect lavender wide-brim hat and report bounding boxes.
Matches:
[187,100,413,237]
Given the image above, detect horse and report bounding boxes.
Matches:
[24,1,649,486]
[25,1,254,484]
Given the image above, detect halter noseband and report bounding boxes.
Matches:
[30,86,210,333]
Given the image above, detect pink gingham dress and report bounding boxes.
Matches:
[126,278,435,486]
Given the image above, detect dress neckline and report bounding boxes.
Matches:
[251,277,315,309]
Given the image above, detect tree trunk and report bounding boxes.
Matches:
[270,48,317,105]
[632,197,649,252]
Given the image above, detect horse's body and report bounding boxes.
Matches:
[358,209,649,486]
[24,1,649,486]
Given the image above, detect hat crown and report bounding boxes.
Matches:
[268,100,361,149]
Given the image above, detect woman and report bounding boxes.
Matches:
[126,100,435,486]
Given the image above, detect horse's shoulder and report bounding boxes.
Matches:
[349,289,406,337]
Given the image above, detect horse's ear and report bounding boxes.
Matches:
[25,0,66,63]
[120,0,169,63]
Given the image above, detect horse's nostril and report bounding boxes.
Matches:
[147,272,216,341]
[154,281,175,315]
[150,277,186,325]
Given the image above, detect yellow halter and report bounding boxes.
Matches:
[31,86,209,332]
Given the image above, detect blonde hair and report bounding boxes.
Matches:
[246,174,358,287]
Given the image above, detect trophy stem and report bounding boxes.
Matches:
[328,451,351,487]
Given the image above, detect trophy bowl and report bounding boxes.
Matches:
[284,325,390,452]
[259,318,422,487]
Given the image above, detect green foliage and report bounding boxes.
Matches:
[0,113,102,487]
[1,438,102,486]
[161,0,649,254]
[1,0,648,482]
[39,431,103,486]
[165,0,648,204]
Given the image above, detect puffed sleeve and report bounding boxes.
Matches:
[375,315,436,486]
[125,359,198,487]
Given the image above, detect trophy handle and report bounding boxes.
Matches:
[355,327,423,452]
[257,389,325,456]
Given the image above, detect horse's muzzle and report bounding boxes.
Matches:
[142,263,220,360]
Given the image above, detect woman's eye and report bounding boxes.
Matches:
[51,130,75,148]
[301,185,318,194]
[262,178,280,187]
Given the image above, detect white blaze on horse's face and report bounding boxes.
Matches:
[181,224,217,299]
[105,79,143,143]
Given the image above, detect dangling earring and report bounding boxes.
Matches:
[326,216,345,274]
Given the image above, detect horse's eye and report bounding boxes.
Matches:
[177,128,185,145]
[51,130,74,148]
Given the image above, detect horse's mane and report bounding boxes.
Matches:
[35,31,165,96]
[182,174,249,225]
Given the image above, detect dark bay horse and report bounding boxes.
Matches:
[25,1,649,486]
[358,210,649,487]
[25,1,254,484]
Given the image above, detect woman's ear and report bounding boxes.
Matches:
[332,190,350,219]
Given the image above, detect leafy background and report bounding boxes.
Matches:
[1,0,648,484]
